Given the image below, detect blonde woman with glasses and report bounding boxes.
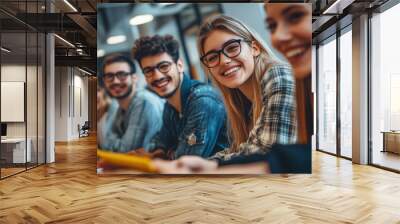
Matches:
[154,15,298,173]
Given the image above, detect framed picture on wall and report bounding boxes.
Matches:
[96,3,312,175]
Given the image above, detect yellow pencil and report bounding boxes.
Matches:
[97,149,158,173]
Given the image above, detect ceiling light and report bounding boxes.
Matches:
[54,34,75,48]
[322,0,354,15]
[323,0,340,14]
[159,3,176,6]
[97,49,105,57]
[1,47,11,53]
[63,0,78,12]
[129,14,154,26]
[78,67,92,76]
[107,35,126,45]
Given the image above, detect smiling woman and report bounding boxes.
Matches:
[265,3,313,144]
[158,15,299,173]
[265,3,312,79]
[197,15,297,160]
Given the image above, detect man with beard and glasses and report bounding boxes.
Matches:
[131,35,229,159]
[99,54,164,153]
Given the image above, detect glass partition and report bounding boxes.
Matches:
[317,35,337,155]
[1,31,28,177]
[38,32,45,165]
[339,27,352,158]
[0,0,46,179]
[27,31,38,169]
[371,3,400,171]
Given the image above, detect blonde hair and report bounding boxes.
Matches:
[198,15,282,152]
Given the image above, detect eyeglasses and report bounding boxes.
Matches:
[142,61,173,78]
[103,71,131,83]
[200,39,249,68]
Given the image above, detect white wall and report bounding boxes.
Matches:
[1,63,46,163]
[72,73,89,138]
[1,65,26,141]
[1,65,35,138]
[1,65,26,81]
[54,67,89,141]
[55,66,67,141]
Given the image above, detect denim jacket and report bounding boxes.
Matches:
[100,89,164,152]
[146,74,229,159]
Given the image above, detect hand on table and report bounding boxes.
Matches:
[209,162,269,174]
[154,156,269,174]
[176,156,218,173]
[153,159,192,174]
[153,156,218,174]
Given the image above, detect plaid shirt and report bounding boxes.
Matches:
[210,64,297,162]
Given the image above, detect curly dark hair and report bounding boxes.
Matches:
[132,35,180,67]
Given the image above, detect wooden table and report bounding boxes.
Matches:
[381,131,400,154]
[1,138,32,164]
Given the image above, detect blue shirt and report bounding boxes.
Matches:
[146,74,229,159]
[100,89,164,152]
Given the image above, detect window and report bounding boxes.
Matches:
[339,28,352,158]
[370,2,400,171]
[317,36,337,154]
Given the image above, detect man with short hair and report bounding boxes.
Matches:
[99,54,164,152]
[132,35,229,159]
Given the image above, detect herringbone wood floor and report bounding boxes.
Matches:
[1,135,400,224]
